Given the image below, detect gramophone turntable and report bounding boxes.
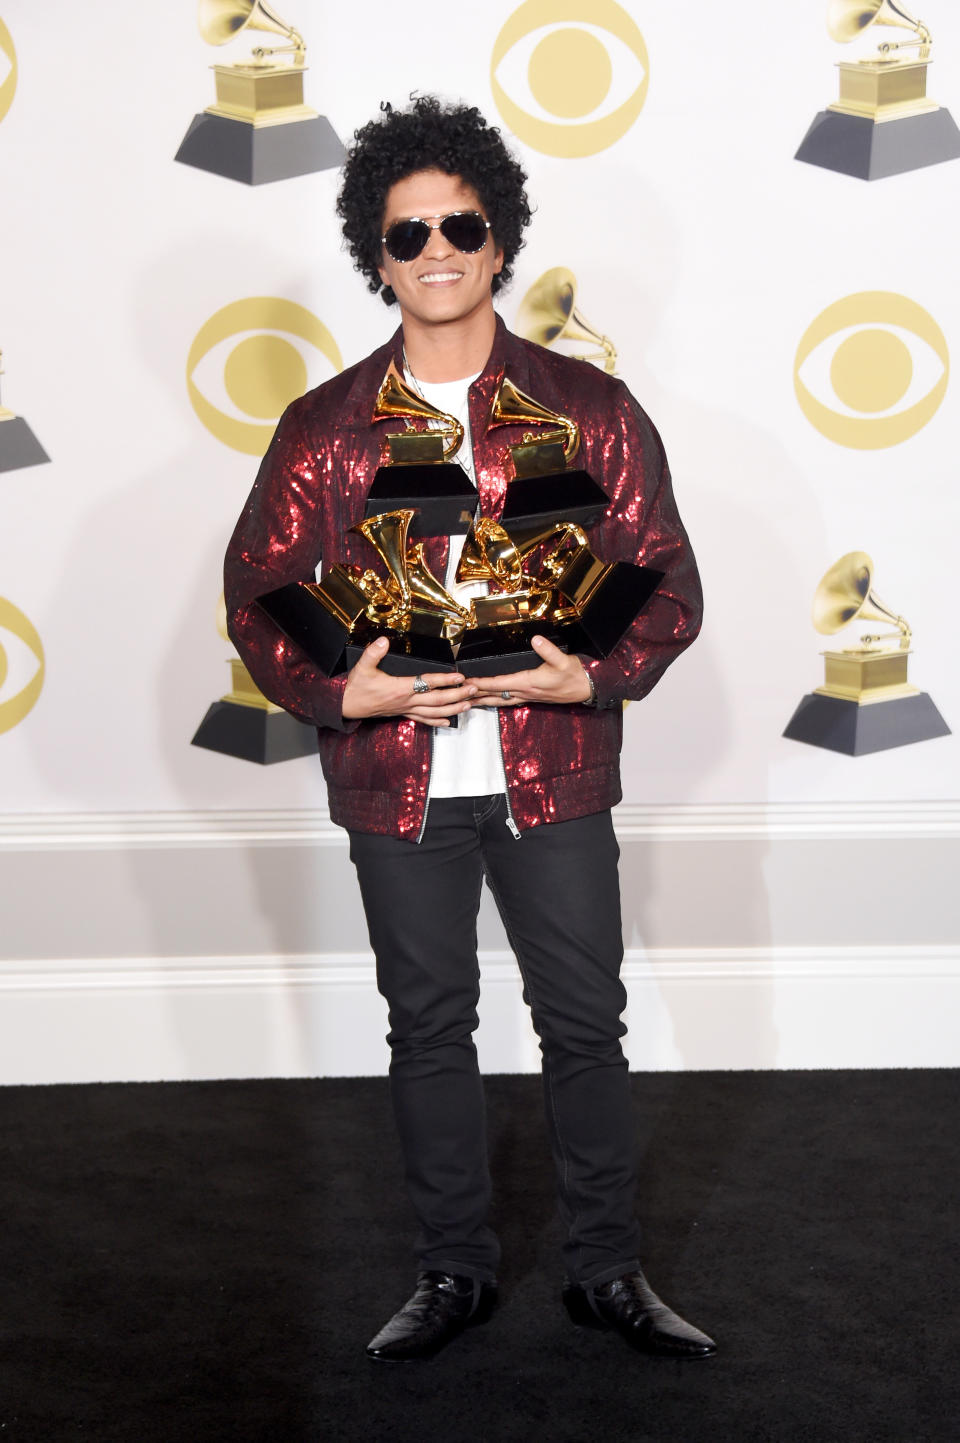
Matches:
[174,0,344,185]
[782,551,950,754]
[795,1,960,179]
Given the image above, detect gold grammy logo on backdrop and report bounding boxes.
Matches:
[794,292,948,448]
[187,297,342,455]
[795,2,960,179]
[782,551,950,754]
[515,268,617,373]
[0,17,18,124]
[0,597,44,733]
[0,347,50,473]
[174,0,344,184]
[490,0,648,158]
[191,593,316,763]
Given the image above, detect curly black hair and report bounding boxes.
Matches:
[336,95,533,306]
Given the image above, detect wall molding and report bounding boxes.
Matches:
[3,944,958,992]
[2,798,959,850]
[2,945,958,1084]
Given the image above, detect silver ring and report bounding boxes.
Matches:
[412,675,430,695]
[501,690,512,700]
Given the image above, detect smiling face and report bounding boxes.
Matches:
[377,169,504,334]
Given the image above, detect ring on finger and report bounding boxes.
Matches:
[501,690,512,701]
[412,675,430,695]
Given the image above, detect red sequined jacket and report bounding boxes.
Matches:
[224,316,702,840]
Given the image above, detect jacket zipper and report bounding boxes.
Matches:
[415,726,435,844]
[498,717,522,840]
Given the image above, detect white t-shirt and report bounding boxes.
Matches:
[407,370,507,799]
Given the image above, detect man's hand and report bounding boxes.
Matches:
[341,636,477,726]
[470,634,593,708]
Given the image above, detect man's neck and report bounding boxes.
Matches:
[399,304,497,383]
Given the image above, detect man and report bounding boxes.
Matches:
[225,96,714,1363]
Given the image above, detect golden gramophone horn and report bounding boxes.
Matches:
[812,550,911,647]
[827,0,931,49]
[406,543,472,627]
[516,267,617,376]
[488,375,580,463]
[371,360,464,461]
[350,509,415,612]
[455,517,525,589]
[198,0,305,58]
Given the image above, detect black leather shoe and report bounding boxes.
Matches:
[563,1269,716,1358]
[366,1271,498,1362]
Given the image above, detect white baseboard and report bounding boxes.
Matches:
[2,945,957,1085]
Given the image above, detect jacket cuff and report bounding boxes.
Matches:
[579,657,622,711]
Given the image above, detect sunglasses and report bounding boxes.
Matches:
[381,210,492,264]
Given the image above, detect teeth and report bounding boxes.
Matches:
[419,272,462,284]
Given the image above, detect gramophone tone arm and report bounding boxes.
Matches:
[251,29,306,63]
[877,38,931,57]
[858,620,912,650]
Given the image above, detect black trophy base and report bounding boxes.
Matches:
[783,691,951,756]
[458,623,566,677]
[562,563,664,659]
[175,111,345,185]
[500,470,609,532]
[0,416,50,473]
[794,107,960,180]
[345,633,457,676]
[191,700,317,765]
[258,583,349,677]
[364,466,477,537]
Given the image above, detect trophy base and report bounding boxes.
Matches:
[562,563,664,659]
[0,416,50,473]
[191,700,317,765]
[500,470,609,532]
[345,633,458,676]
[174,111,345,185]
[782,690,951,756]
[258,582,350,677]
[794,107,960,180]
[364,465,478,537]
[457,623,566,677]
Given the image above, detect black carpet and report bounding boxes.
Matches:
[0,1070,958,1442]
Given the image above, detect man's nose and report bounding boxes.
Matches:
[422,222,454,260]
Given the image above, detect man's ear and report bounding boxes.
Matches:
[377,263,389,287]
[493,247,505,276]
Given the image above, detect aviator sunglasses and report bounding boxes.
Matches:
[381,210,492,264]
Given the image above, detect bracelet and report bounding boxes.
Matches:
[581,672,598,707]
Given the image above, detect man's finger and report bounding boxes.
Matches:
[354,636,390,669]
[414,671,466,690]
[530,634,566,665]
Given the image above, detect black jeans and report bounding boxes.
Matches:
[348,795,641,1286]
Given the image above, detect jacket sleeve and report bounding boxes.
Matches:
[581,382,703,708]
[223,401,360,734]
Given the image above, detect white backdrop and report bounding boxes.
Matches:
[1,3,958,1080]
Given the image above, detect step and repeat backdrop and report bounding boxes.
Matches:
[1,1,958,817]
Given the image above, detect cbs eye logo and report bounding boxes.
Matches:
[0,18,17,124]
[187,297,342,456]
[794,292,949,449]
[0,597,44,734]
[491,0,648,159]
